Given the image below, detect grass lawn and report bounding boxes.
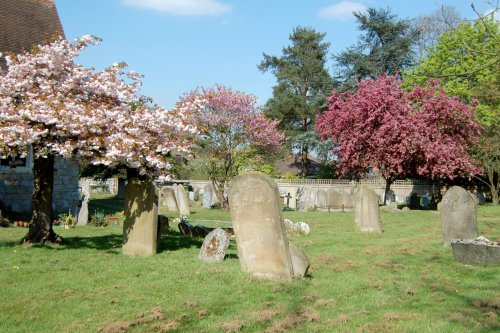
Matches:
[0,194,498,333]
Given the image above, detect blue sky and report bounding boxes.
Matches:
[55,0,490,109]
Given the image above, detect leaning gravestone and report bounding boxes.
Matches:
[123,178,158,256]
[229,172,309,281]
[353,185,382,233]
[198,228,230,262]
[174,184,190,215]
[161,187,178,212]
[440,186,477,246]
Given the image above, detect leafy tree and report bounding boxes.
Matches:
[316,75,481,204]
[0,37,195,243]
[405,13,499,203]
[258,26,334,177]
[182,84,285,210]
[334,7,418,88]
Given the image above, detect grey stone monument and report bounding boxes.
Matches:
[198,228,231,262]
[316,189,328,209]
[328,189,341,209]
[229,172,308,281]
[202,183,213,209]
[353,185,382,233]
[161,187,178,212]
[440,186,477,246]
[123,178,159,256]
[77,185,90,225]
[174,184,190,215]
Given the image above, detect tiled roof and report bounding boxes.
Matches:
[0,0,65,68]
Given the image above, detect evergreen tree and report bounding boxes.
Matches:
[258,26,334,177]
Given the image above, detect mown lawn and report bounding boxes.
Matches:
[0,194,498,333]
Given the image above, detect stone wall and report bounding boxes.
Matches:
[0,156,80,213]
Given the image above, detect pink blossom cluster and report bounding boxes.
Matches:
[182,84,285,153]
[316,75,481,181]
[0,36,198,180]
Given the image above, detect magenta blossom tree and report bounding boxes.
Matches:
[181,84,285,210]
[316,75,481,204]
[0,36,197,244]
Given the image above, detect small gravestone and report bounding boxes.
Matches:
[178,221,193,236]
[229,172,308,281]
[353,185,382,233]
[174,184,190,215]
[289,244,310,278]
[203,184,213,209]
[192,225,210,238]
[158,215,169,235]
[316,189,328,209]
[341,191,353,209]
[298,188,310,212]
[307,189,318,210]
[409,193,421,209]
[161,187,178,212]
[440,186,477,246]
[117,178,126,199]
[385,190,396,204]
[77,185,90,225]
[123,178,158,256]
[198,228,230,262]
[328,189,341,209]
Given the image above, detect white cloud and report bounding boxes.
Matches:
[121,0,232,16]
[318,1,367,20]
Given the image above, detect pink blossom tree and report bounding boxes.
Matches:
[0,36,196,244]
[182,84,285,210]
[316,75,481,204]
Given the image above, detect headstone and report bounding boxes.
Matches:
[192,224,210,238]
[158,215,169,235]
[203,184,213,209]
[328,189,341,208]
[117,178,126,199]
[307,189,318,210]
[298,187,309,212]
[385,189,396,204]
[316,189,328,209]
[174,184,190,215]
[178,221,193,236]
[123,178,158,256]
[229,172,308,280]
[353,185,382,233]
[77,185,90,225]
[287,187,298,210]
[440,186,477,246]
[289,244,310,278]
[409,193,421,209]
[341,190,353,209]
[161,187,178,212]
[198,228,230,262]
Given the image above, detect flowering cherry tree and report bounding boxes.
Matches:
[181,84,285,209]
[316,75,481,204]
[0,36,196,244]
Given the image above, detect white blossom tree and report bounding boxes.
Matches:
[0,36,197,244]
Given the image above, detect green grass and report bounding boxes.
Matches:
[0,195,498,333]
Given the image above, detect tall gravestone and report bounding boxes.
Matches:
[440,186,477,246]
[123,178,158,256]
[77,184,90,225]
[229,172,309,281]
[161,187,178,212]
[316,189,328,209]
[341,190,353,209]
[328,189,341,209]
[174,184,190,215]
[203,183,213,209]
[353,185,382,233]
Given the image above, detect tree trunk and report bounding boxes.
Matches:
[22,154,63,244]
[211,178,229,211]
[487,169,499,205]
[300,147,309,178]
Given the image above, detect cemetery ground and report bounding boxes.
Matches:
[0,194,498,333]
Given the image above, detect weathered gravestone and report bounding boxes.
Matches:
[229,172,309,281]
[409,193,421,209]
[353,185,382,233]
[198,228,231,262]
[77,182,90,225]
[316,189,328,209]
[341,190,353,209]
[327,189,341,209]
[440,186,477,246]
[174,184,190,215]
[123,178,158,256]
[202,183,213,209]
[307,189,318,210]
[161,187,178,212]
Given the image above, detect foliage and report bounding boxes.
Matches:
[334,8,418,88]
[316,75,481,202]
[181,84,285,209]
[405,13,499,204]
[58,211,77,228]
[0,36,197,243]
[0,203,498,332]
[90,209,107,227]
[258,26,334,177]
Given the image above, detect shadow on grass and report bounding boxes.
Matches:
[159,230,203,252]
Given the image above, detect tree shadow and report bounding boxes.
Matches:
[158,230,203,252]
